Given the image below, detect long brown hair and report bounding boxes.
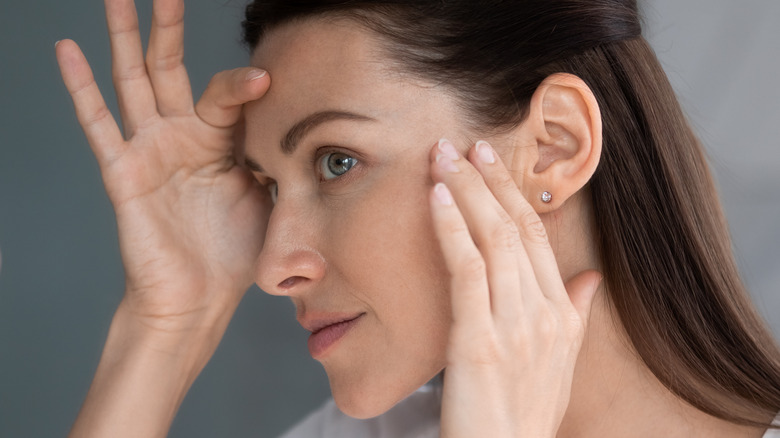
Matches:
[242,0,780,428]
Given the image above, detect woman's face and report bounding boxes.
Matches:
[245,18,472,418]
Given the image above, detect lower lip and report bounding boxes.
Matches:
[307,315,363,359]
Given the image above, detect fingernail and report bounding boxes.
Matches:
[247,69,267,81]
[436,138,460,173]
[437,138,460,161]
[55,40,62,49]
[436,153,460,173]
[434,183,454,206]
[476,141,496,164]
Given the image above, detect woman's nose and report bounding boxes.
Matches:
[254,203,326,297]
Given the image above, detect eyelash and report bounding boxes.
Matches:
[318,152,359,182]
[312,147,361,182]
[263,147,361,205]
[267,182,279,204]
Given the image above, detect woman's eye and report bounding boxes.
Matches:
[319,152,358,180]
[267,182,278,204]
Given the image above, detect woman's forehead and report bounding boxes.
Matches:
[250,18,388,85]
[244,19,459,142]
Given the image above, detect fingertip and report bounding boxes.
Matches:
[474,140,497,164]
[198,67,270,128]
[240,68,270,101]
[246,68,267,81]
[583,270,603,296]
[586,271,603,298]
[55,40,94,90]
[586,272,603,307]
[54,39,69,60]
[584,272,603,319]
[54,38,78,54]
[55,39,85,68]
[433,182,454,206]
[565,270,602,319]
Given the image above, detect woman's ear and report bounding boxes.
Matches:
[506,73,602,212]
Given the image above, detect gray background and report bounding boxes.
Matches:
[0,1,778,437]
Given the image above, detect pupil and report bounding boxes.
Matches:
[328,154,353,176]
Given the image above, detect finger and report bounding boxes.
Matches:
[146,0,193,116]
[467,140,569,305]
[429,183,492,328]
[430,139,534,319]
[563,270,602,327]
[105,0,158,136]
[56,40,126,165]
[195,68,270,129]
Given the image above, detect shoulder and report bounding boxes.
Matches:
[276,384,441,438]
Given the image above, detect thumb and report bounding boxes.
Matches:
[195,67,271,129]
[564,270,602,326]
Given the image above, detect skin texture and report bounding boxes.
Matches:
[245,20,462,418]
[56,0,274,435]
[56,0,771,436]
[243,17,605,424]
[246,19,769,437]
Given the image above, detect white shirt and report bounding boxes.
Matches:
[278,384,441,438]
[765,414,780,438]
[278,385,780,438]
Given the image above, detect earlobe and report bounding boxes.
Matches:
[509,73,602,210]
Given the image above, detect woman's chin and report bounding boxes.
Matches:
[330,381,407,419]
[327,370,436,419]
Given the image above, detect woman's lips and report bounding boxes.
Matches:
[306,313,364,358]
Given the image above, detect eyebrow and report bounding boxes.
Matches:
[245,110,376,173]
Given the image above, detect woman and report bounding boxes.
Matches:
[56,0,780,436]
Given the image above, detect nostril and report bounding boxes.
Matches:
[278,276,307,290]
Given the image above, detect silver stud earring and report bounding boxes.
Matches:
[541,191,552,203]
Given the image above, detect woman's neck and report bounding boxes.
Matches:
[557,290,767,438]
[541,191,769,437]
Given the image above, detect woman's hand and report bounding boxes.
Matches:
[429,139,602,437]
[58,1,271,435]
[56,0,271,336]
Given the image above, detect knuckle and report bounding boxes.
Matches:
[488,213,522,252]
[154,14,184,31]
[450,328,503,365]
[114,63,148,82]
[563,310,585,338]
[146,51,184,73]
[456,253,487,283]
[470,343,502,365]
[505,321,531,345]
[207,70,228,88]
[441,218,469,238]
[517,209,548,244]
[510,315,556,347]
[207,70,235,91]
[81,106,113,127]
[69,77,96,97]
[202,71,238,108]
[492,171,519,194]
[108,26,139,38]
[536,314,559,339]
